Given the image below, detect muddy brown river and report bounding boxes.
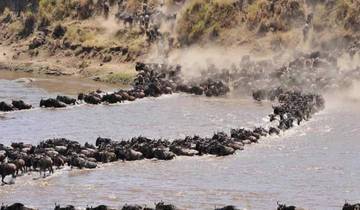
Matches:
[0,72,360,210]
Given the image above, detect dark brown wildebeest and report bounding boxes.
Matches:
[13,158,25,175]
[0,163,16,184]
[1,203,36,210]
[343,202,360,210]
[277,202,305,210]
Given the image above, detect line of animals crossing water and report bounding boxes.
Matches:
[1,201,359,210]
[0,59,326,185]
[1,56,343,210]
[0,62,230,112]
[0,86,324,185]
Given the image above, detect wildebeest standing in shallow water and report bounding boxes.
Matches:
[38,156,54,177]
[0,163,16,184]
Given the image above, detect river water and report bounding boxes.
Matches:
[0,72,359,210]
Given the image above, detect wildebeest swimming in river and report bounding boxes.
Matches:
[277,202,305,210]
[86,205,115,210]
[12,100,32,110]
[40,98,67,108]
[56,95,77,105]
[0,100,32,112]
[54,204,76,210]
[0,203,36,210]
[0,101,14,112]
[0,88,325,186]
[215,205,240,210]
[343,202,360,210]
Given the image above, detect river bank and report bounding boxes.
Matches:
[0,42,136,86]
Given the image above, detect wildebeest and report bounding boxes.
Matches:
[0,101,14,112]
[38,156,54,177]
[0,163,16,184]
[343,202,360,210]
[155,202,177,210]
[122,205,143,210]
[12,100,32,110]
[12,158,26,175]
[86,205,114,210]
[0,203,36,210]
[56,95,77,105]
[116,12,134,27]
[0,152,6,163]
[53,155,65,169]
[54,204,76,210]
[215,206,240,210]
[277,202,305,210]
[40,98,67,108]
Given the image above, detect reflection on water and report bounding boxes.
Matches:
[1,74,360,210]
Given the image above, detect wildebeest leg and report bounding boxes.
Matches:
[2,175,7,185]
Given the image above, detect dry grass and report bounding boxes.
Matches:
[100,71,135,85]
[176,0,237,45]
[39,0,78,21]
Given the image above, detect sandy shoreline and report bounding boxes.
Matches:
[0,41,138,95]
[0,42,136,84]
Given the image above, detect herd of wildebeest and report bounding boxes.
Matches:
[0,62,230,111]
[1,51,360,209]
[0,60,325,182]
[1,201,360,210]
